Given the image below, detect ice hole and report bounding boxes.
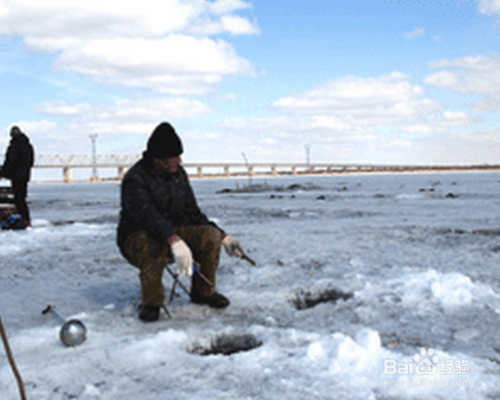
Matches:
[291,287,354,310]
[190,333,263,356]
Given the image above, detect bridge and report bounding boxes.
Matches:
[29,154,500,183]
[34,154,141,182]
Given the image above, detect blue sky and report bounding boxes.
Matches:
[1,0,500,165]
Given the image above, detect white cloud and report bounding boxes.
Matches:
[210,73,475,163]
[23,71,476,164]
[478,0,500,16]
[36,102,91,117]
[2,120,64,153]
[273,72,442,125]
[37,97,211,127]
[220,15,258,35]
[28,97,212,153]
[425,55,500,111]
[47,36,252,95]
[0,0,257,94]
[208,0,252,15]
[403,27,426,39]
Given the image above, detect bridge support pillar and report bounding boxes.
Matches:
[197,167,203,179]
[63,167,73,183]
[224,165,231,177]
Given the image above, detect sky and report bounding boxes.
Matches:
[1,0,500,165]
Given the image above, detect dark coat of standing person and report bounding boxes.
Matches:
[0,126,35,225]
[117,122,244,322]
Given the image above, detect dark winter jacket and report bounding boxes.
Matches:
[117,154,221,250]
[0,133,34,182]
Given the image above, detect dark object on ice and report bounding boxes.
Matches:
[42,305,87,347]
[291,287,354,310]
[192,333,262,356]
[436,228,500,236]
[316,195,326,201]
[1,214,28,230]
[472,228,500,236]
[216,182,321,194]
[190,291,230,308]
[0,186,26,230]
[138,304,160,322]
[446,193,459,199]
[51,220,76,226]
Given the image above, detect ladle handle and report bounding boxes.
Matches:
[42,305,67,323]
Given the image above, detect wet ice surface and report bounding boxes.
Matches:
[2,172,500,399]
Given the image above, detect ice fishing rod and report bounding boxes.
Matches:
[165,262,214,304]
[237,249,258,267]
[165,250,258,305]
[193,263,213,286]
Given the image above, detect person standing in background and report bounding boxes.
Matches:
[0,126,35,227]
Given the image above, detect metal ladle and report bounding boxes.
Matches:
[42,305,87,347]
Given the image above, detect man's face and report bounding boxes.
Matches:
[154,156,182,175]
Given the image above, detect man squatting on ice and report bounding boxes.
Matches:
[117,122,245,322]
[0,126,35,227]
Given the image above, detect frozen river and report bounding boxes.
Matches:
[1,171,500,399]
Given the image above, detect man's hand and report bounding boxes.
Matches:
[222,235,244,258]
[170,237,193,277]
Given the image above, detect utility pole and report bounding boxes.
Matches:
[305,144,311,170]
[89,134,99,182]
[241,152,252,187]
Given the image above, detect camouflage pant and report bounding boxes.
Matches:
[121,225,223,306]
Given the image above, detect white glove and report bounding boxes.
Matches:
[171,240,193,277]
[222,235,244,258]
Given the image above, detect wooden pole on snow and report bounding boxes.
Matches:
[0,312,27,400]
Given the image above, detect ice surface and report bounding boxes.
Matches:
[1,172,500,399]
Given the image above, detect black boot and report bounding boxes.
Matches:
[138,304,160,322]
[190,292,230,308]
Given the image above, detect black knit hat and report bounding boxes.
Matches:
[10,126,21,137]
[146,122,183,158]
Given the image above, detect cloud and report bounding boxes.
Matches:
[403,27,426,39]
[18,71,476,164]
[478,0,500,16]
[208,0,252,15]
[49,36,252,95]
[211,73,473,163]
[2,120,64,153]
[38,97,211,122]
[28,97,212,153]
[273,72,443,126]
[0,0,257,94]
[425,55,500,111]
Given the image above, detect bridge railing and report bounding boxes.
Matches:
[35,153,141,167]
[26,153,500,183]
